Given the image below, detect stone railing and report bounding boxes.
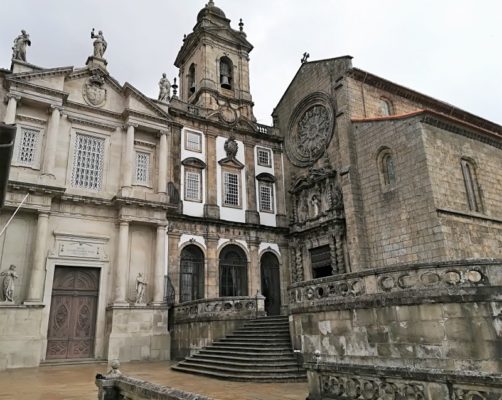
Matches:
[174,295,265,323]
[305,361,502,400]
[96,374,212,400]
[288,259,502,313]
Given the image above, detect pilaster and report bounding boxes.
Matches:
[158,130,168,194]
[25,212,49,304]
[204,133,220,219]
[113,221,130,305]
[273,147,288,227]
[244,141,259,224]
[42,105,62,177]
[151,224,167,305]
[4,94,20,125]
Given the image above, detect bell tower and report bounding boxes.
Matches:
[174,1,255,122]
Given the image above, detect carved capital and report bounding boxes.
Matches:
[5,93,21,103]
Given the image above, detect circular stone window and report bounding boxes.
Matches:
[285,93,335,167]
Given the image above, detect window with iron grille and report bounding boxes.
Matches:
[259,181,274,212]
[185,131,202,152]
[17,127,40,166]
[184,168,202,202]
[71,133,105,191]
[257,147,272,167]
[135,151,150,185]
[223,171,240,207]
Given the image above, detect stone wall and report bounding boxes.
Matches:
[289,260,502,391]
[106,306,170,363]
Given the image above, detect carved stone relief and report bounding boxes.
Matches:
[82,71,107,107]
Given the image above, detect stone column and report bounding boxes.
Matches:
[244,141,259,224]
[158,130,168,194]
[122,124,135,189]
[152,225,166,304]
[167,232,180,302]
[205,236,219,298]
[203,133,220,219]
[4,94,20,124]
[25,212,49,303]
[273,148,288,227]
[42,105,62,176]
[114,221,130,305]
[248,237,260,296]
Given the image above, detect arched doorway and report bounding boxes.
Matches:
[219,245,248,297]
[180,245,204,303]
[260,252,281,316]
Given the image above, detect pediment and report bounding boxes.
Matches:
[218,156,244,170]
[256,172,276,183]
[8,66,73,92]
[182,157,206,169]
[123,83,170,120]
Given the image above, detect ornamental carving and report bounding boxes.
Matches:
[82,72,107,107]
[286,92,335,167]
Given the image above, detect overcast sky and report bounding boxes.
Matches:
[1,1,500,126]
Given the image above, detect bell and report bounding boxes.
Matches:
[220,75,231,89]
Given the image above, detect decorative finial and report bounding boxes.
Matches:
[172,77,178,98]
[183,34,187,42]
[207,0,215,6]
[301,52,310,64]
[239,18,244,32]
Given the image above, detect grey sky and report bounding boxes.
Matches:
[1,1,500,125]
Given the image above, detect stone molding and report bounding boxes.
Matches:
[66,114,117,132]
[288,259,502,313]
[49,231,110,261]
[306,361,502,400]
[174,296,265,323]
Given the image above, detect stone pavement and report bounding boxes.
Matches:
[0,361,309,400]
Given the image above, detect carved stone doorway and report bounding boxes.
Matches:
[46,267,99,360]
[260,253,281,316]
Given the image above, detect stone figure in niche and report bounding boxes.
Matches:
[332,182,344,210]
[298,194,309,222]
[310,194,321,218]
[12,30,31,62]
[224,136,238,159]
[91,29,107,58]
[135,272,147,304]
[158,73,171,102]
[1,265,18,302]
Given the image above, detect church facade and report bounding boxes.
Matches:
[1,1,501,397]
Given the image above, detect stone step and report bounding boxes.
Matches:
[192,353,298,363]
[198,348,296,357]
[217,337,291,345]
[209,343,292,352]
[232,328,290,335]
[242,320,289,327]
[171,365,307,383]
[181,358,301,370]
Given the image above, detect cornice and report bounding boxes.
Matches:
[66,114,118,132]
[16,114,47,126]
[8,180,66,195]
[7,79,69,101]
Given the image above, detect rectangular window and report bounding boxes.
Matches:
[71,133,105,191]
[257,147,272,167]
[17,127,40,166]
[223,171,240,207]
[259,182,274,212]
[310,245,332,279]
[185,131,202,152]
[135,151,150,185]
[185,169,202,202]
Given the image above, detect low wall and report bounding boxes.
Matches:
[172,296,265,360]
[96,374,213,400]
[288,259,502,395]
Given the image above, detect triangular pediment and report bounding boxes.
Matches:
[218,156,245,170]
[123,83,170,120]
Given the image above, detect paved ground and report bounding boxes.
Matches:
[0,361,309,400]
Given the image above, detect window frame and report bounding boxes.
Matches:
[461,158,483,213]
[377,147,396,192]
[256,146,272,167]
[12,124,43,169]
[70,132,106,192]
[258,181,274,213]
[185,130,202,153]
[134,149,152,187]
[184,167,203,203]
[222,169,241,208]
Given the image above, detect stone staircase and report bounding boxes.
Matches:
[171,315,306,382]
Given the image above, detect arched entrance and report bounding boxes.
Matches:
[260,252,281,316]
[219,245,248,296]
[180,245,204,303]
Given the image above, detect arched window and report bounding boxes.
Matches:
[219,244,247,296]
[180,245,204,303]
[377,148,396,189]
[260,252,281,316]
[378,97,393,116]
[188,63,196,95]
[219,57,233,89]
[461,158,482,212]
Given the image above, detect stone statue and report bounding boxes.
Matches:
[91,29,107,58]
[1,265,19,302]
[106,359,122,377]
[135,272,147,304]
[158,73,171,102]
[12,30,31,62]
[310,194,321,218]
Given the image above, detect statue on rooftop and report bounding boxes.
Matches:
[12,30,31,62]
[158,73,171,103]
[91,28,107,58]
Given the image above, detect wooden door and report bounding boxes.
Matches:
[46,267,99,359]
[260,253,281,316]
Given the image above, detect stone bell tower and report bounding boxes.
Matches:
[174,1,255,122]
